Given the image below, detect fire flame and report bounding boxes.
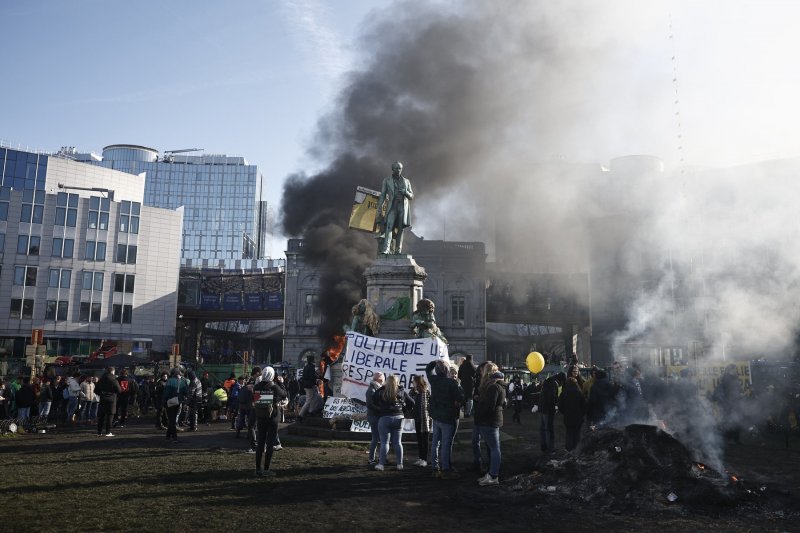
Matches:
[696,463,706,470]
[317,335,346,396]
[731,475,739,482]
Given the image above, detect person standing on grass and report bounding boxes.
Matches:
[409,374,431,467]
[163,368,187,443]
[426,359,464,478]
[79,375,95,423]
[95,367,122,437]
[15,377,35,422]
[474,364,506,486]
[153,372,168,430]
[38,378,54,421]
[365,372,385,466]
[253,367,287,477]
[458,354,476,417]
[297,355,318,422]
[371,374,415,472]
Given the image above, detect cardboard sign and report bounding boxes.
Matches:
[323,397,367,419]
[340,331,449,402]
[350,418,417,433]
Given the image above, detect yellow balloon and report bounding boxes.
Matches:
[526,352,545,374]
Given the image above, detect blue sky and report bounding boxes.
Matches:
[0,0,387,254]
[4,1,800,257]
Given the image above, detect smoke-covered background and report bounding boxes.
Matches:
[280,0,800,363]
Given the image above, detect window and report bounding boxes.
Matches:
[0,186,9,221]
[114,274,135,293]
[48,268,71,288]
[451,296,466,326]
[51,237,75,258]
[55,192,79,227]
[79,302,102,322]
[17,235,40,255]
[116,244,137,264]
[85,240,106,261]
[88,195,110,230]
[0,233,4,252]
[304,294,320,325]
[45,300,69,321]
[112,304,133,324]
[20,189,45,224]
[14,266,37,286]
[10,298,34,319]
[82,271,104,291]
[118,200,141,234]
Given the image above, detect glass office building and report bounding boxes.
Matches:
[0,146,183,357]
[93,144,270,268]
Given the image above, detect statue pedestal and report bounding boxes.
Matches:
[365,254,427,340]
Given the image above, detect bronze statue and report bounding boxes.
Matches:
[350,299,381,336]
[410,298,447,343]
[376,161,413,254]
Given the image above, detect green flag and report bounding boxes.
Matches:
[380,296,411,321]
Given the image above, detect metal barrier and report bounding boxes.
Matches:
[0,415,54,434]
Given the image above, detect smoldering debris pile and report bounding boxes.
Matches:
[506,425,791,513]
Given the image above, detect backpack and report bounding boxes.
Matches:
[252,383,275,418]
[119,379,129,394]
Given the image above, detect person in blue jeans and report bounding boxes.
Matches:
[538,372,566,453]
[473,362,506,486]
[364,372,385,465]
[370,374,414,471]
[425,359,465,478]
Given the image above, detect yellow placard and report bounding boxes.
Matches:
[348,186,381,233]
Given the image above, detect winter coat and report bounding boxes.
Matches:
[365,380,382,418]
[15,384,36,409]
[371,386,414,418]
[253,381,287,420]
[474,379,506,428]
[301,362,317,388]
[558,382,586,429]
[187,377,204,406]
[410,388,431,432]
[38,384,53,403]
[538,375,562,415]
[425,361,465,423]
[67,377,81,399]
[163,377,187,408]
[80,380,95,402]
[457,361,476,397]
[587,376,616,424]
[96,372,123,406]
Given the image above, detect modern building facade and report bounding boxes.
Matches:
[0,146,183,357]
[83,144,271,269]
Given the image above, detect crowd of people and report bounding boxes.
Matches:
[3,353,795,487]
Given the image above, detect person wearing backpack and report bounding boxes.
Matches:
[252,366,287,477]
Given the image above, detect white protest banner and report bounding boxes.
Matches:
[340,331,449,402]
[350,418,417,433]
[323,397,367,419]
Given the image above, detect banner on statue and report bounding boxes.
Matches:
[348,186,381,233]
[340,331,449,402]
[323,397,367,419]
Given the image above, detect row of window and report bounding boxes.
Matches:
[12,266,135,293]
[10,299,132,324]
[7,235,137,264]
[0,189,141,234]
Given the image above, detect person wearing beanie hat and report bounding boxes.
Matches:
[474,362,506,486]
[253,365,287,477]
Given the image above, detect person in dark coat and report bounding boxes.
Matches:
[15,377,36,421]
[426,360,464,476]
[457,354,476,416]
[558,377,586,451]
[474,365,506,486]
[538,372,565,453]
[186,371,204,431]
[95,367,122,436]
[298,355,318,422]
[365,372,386,466]
[587,369,616,428]
[253,367,287,477]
